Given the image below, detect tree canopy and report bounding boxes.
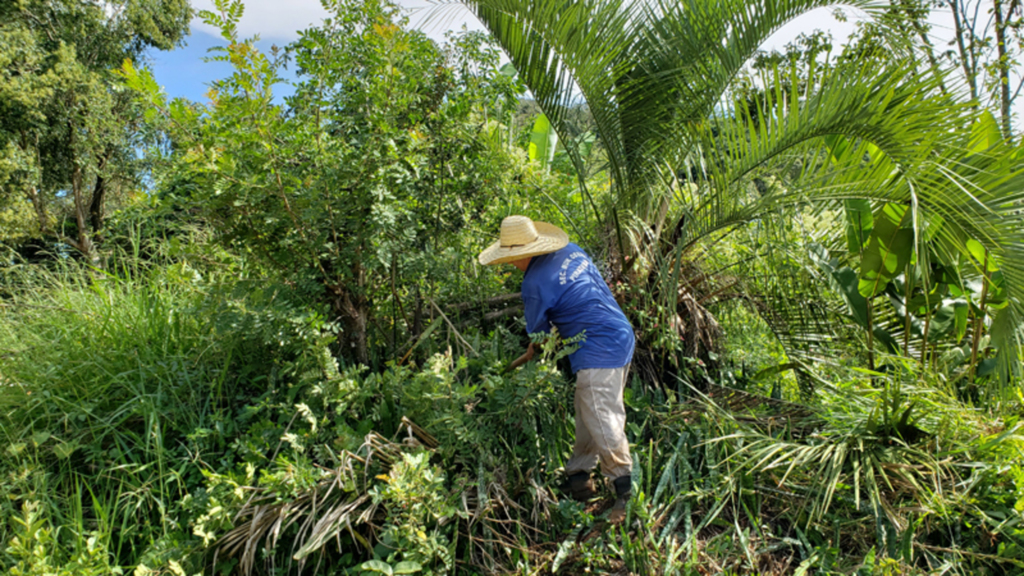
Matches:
[0,0,191,255]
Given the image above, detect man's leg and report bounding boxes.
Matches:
[575,365,632,480]
[564,378,600,500]
[576,365,632,522]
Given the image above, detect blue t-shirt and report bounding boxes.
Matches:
[522,243,635,373]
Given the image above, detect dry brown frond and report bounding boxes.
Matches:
[215,424,440,575]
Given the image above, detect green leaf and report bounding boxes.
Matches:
[969,110,1003,153]
[986,271,1008,309]
[834,267,869,329]
[965,239,998,272]
[393,562,422,574]
[928,299,968,343]
[360,560,393,575]
[844,199,873,253]
[977,358,998,378]
[499,62,518,78]
[528,113,558,169]
[921,214,945,242]
[966,238,985,264]
[823,134,853,164]
[575,131,596,164]
[858,203,914,298]
[873,326,900,353]
[53,440,80,460]
[954,300,970,343]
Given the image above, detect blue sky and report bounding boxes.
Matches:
[148,29,237,103]
[147,0,870,104]
[148,0,489,102]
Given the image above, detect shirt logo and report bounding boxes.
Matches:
[558,252,588,285]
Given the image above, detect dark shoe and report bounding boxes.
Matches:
[567,472,597,502]
[608,475,632,523]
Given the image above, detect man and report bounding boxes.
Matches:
[478,215,636,522]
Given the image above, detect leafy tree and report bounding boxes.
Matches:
[888,0,1024,140]
[943,0,1024,139]
[846,0,1024,140]
[0,0,191,259]
[123,0,525,365]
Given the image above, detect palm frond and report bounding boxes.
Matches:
[454,0,1024,386]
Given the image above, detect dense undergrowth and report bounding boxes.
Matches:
[2,258,1023,575]
[4,1,1024,572]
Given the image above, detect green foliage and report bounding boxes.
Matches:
[121,0,529,365]
[369,452,453,570]
[0,0,191,256]
[182,330,580,574]
[460,0,1024,407]
[4,0,1024,574]
[3,246,1023,574]
[4,501,118,576]
[0,250,339,573]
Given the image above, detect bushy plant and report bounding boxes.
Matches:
[120,0,536,368]
[178,330,579,575]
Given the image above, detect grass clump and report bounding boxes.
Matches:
[0,260,331,573]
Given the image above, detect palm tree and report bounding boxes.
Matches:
[451,0,1024,395]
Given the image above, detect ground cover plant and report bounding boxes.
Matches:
[2,0,1024,574]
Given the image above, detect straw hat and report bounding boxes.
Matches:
[478,216,569,265]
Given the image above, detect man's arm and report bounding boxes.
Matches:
[503,342,536,374]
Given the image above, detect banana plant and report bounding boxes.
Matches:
[527,113,558,169]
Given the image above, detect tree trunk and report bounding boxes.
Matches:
[994,0,1014,140]
[949,0,979,103]
[65,120,95,262]
[88,174,106,235]
[333,249,370,366]
[25,186,50,235]
[69,163,95,260]
[22,130,52,236]
[900,0,948,94]
[335,288,370,366]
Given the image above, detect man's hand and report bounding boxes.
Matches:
[503,342,536,374]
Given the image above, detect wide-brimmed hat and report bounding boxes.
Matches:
[478,216,569,265]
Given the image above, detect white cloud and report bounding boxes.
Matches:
[762,7,861,52]
[189,0,483,41]
[187,1,953,65]
[189,0,328,39]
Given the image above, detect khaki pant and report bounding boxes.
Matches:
[565,364,632,479]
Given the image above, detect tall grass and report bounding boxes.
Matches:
[0,259,256,571]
